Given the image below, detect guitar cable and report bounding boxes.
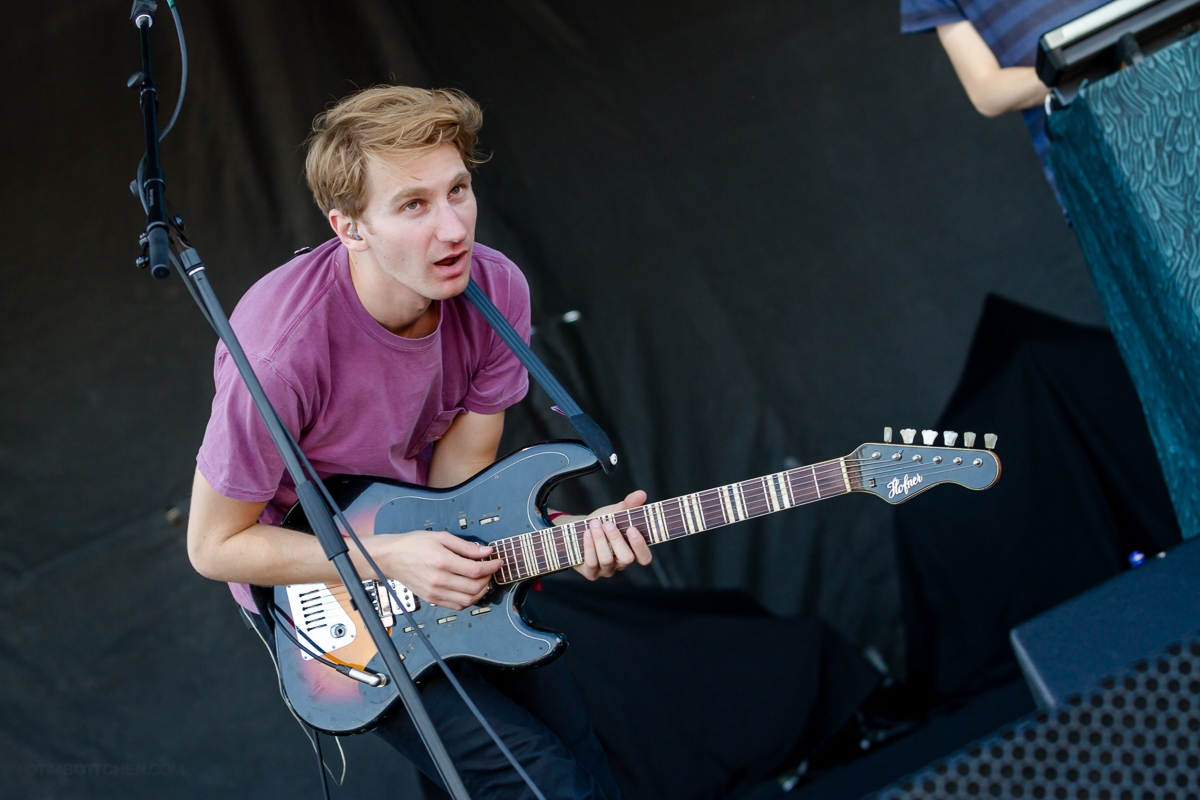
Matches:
[152,8,547,793]
[269,601,389,688]
[240,606,347,790]
[172,232,547,797]
[275,422,550,800]
[313,728,332,800]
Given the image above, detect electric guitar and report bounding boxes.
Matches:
[274,430,1001,734]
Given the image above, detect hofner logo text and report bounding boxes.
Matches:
[887,473,923,499]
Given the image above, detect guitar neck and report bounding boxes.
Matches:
[491,457,855,584]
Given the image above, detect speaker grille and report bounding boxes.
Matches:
[872,633,1200,800]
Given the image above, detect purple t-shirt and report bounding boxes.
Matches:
[196,238,530,609]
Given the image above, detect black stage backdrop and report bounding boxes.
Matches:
[0,1,1114,797]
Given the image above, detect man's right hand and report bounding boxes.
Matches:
[368,530,502,611]
[187,469,500,612]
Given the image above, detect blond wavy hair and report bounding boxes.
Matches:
[305,85,485,219]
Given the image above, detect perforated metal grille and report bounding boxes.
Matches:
[871,633,1200,800]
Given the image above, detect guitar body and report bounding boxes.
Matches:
[274,441,599,735]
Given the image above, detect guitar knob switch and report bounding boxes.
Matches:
[901,428,917,444]
[963,432,977,448]
[984,433,998,450]
[921,430,937,445]
[943,431,958,446]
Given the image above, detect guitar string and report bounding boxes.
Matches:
[300,460,968,600]
[495,458,990,579]
[296,453,993,597]
[489,455,993,582]
[296,456,985,609]
[521,457,984,541]
[494,456,993,580]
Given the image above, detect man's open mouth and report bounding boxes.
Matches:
[435,252,466,267]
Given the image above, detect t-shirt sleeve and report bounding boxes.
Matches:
[195,347,306,503]
[900,0,965,33]
[461,258,531,416]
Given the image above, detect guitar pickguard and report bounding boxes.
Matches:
[285,580,416,660]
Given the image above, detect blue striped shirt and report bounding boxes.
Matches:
[901,0,1109,204]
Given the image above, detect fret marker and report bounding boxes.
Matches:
[680,498,697,534]
[541,529,560,571]
[720,486,738,523]
[688,494,707,532]
[573,525,588,563]
[763,477,780,513]
[654,504,670,543]
[734,483,749,520]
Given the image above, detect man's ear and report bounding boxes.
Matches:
[329,208,368,250]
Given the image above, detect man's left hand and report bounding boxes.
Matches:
[566,490,653,580]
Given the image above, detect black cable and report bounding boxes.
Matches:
[268,602,341,671]
[158,0,187,142]
[152,7,546,796]
[313,728,332,800]
[282,428,548,800]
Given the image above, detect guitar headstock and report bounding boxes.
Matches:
[848,428,1001,504]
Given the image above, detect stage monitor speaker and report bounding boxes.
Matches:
[1011,537,1200,710]
[869,628,1200,799]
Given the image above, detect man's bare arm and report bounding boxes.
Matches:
[426,409,506,488]
[185,469,499,610]
[937,20,1048,117]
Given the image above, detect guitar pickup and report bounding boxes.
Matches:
[479,515,499,525]
[366,579,418,629]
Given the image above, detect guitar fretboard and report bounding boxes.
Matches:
[488,457,856,584]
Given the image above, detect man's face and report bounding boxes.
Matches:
[355,143,478,305]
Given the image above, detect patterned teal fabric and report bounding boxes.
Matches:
[1048,34,1200,540]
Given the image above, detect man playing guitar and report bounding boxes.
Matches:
[186,84,650,799]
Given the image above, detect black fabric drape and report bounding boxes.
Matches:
[895,296,1181,700]
[3,1,1113,796]
[530,582,882,800]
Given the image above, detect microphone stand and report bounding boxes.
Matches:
[127,3,472,797]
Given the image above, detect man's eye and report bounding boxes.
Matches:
[404,200,421,211]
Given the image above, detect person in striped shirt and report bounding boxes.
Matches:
[901,0,1110,209]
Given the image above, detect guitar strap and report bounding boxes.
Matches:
[463,278,620,475]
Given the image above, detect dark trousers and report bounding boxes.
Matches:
[372,658,621,800]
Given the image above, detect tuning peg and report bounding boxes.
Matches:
[921,430,937,445]
[984,433,998,450]
[943,431,958,446]
[901,428,916,444]
[963,432,976,448]
[883,427,893,443]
